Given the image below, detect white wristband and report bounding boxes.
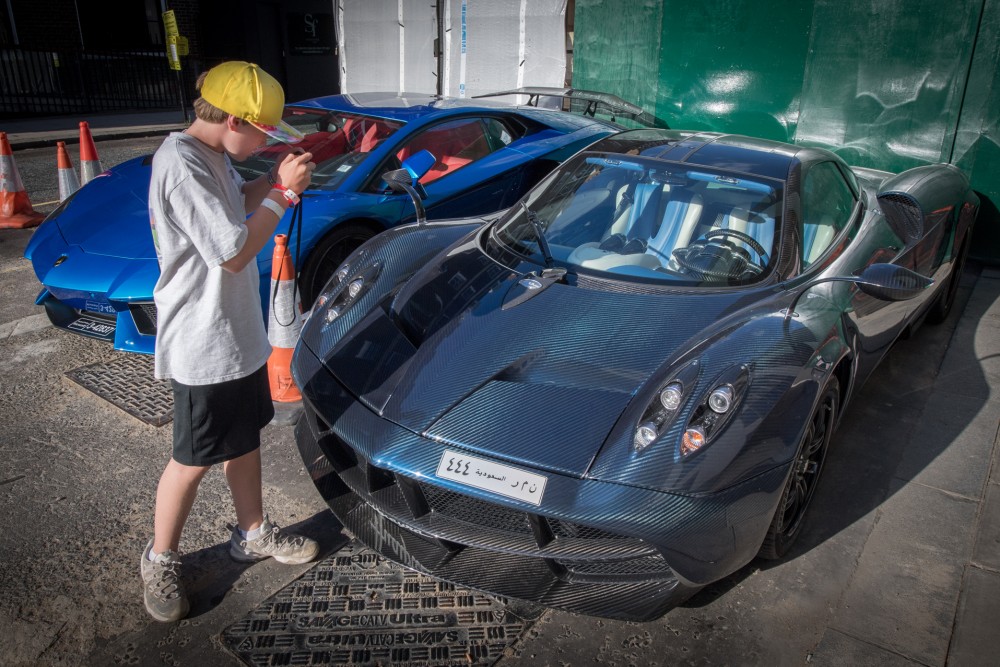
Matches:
[259,197,286,219]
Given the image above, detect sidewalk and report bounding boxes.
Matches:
[2,109,189,150]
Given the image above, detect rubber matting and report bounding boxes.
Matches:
[65,354,173,426]
[222,541,535,666]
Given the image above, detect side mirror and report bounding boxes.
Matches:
[852,263,933,301]
[784,263,932,322]
[402,149,435,183]
[382,153,436,226]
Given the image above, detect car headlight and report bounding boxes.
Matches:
[632,361,752,459]
[679,364,751,458]
[312,261,381,327]
[632,360,700,452]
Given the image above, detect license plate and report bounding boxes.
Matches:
[435,449,547,506]
[84,300,115,315]
[67,316,115,337]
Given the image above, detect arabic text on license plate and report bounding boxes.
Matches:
[435,449,547,506]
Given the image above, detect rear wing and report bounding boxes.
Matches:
[474,87,668,128]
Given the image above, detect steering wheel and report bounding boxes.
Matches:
[670,244,748,278]
[704,228,768,262]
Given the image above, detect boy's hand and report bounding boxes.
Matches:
[275,150,315,195]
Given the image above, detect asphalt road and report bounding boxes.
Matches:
[1,135,996,666]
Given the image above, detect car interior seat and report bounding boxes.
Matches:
[359,122,382,152]
[802,214,837,266]
[644,192,704,266]
[567,181,665,271]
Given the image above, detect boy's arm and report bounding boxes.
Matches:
[242,171,275,212]
[222,151,314,273]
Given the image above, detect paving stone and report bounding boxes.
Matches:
[892,390,1000,500]
[935,277,1000,399]
[972,482,1000,571]
[809,628,921,666]
[829,480,978,665]
[947,566,1000,666]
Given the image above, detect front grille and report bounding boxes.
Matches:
[315,422,658,565]
[559,554,671,577]
[298,401,687,621]
[550,520,620,541]
[421,484,533,534]
[128,302,157,335]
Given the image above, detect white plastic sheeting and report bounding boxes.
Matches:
[337,0,566,99]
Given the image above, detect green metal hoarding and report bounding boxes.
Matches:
[574,0,1000,261]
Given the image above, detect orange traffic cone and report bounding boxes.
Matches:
[56,141,80,201]
[267,233,303,403]
[78,121,104,185]
[0,132,44,229]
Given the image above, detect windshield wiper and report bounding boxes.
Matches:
[520,201,554,268]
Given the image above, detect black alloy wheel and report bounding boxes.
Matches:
[298,223,377,307]
[758,375,839,560]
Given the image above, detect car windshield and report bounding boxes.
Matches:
[490,152,783,286]
[232,107,404,191]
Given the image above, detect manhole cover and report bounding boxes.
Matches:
[65,354,173,426]
[222,542,534,666]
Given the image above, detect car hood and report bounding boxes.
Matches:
[54,156,157,259]
[319,242,751,477]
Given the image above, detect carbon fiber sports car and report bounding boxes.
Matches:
[292,128,979,621]
[24,89,643,354]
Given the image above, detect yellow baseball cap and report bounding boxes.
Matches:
[199,61,303,143]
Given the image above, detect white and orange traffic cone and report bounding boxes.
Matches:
[267,233,303,406]
[56,141,80,201]
[0,131,44,229]
[78,121,104,185]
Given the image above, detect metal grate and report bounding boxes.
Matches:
[559,554,671,576]
[549,519,620,541]
[222,541,533,666]
[64,354,172,426]
[422,484,534,534]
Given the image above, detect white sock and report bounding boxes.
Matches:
[147,548,160,562]
[241,525,264,540]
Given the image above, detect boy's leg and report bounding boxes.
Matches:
[143,457,207,622]
[153,458,210,554]
[223,448,264,532]
[225,447,319,565]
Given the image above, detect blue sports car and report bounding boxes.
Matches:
[292,128,978,621]
[25,89,642,354]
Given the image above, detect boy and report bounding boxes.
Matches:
[142,61,318,622]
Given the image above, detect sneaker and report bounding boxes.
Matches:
[140,540,189,622]
[229,516,319,565]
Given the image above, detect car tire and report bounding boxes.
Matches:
[298,223,378,307]
[926,236,969,325]
[758,375,840,560]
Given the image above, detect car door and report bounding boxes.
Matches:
[800,161,912,381]
[368,116,530,221]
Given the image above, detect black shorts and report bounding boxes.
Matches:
[170,365,275,466]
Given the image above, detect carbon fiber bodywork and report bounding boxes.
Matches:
[293,130,979,620]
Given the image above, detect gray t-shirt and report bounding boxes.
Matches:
[148,132,271,385]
